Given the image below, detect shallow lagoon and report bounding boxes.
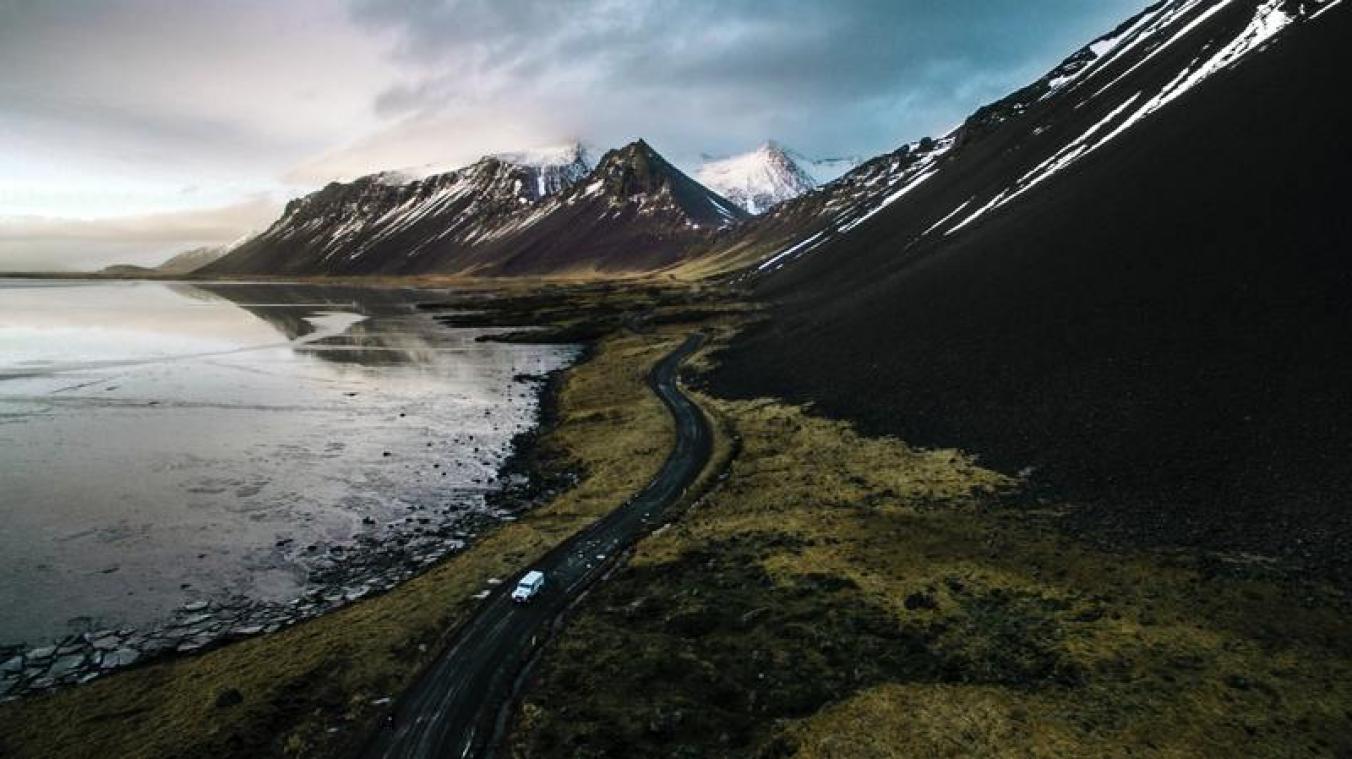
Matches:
[0,280,574,649]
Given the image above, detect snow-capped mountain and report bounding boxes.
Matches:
[695,142,859,214]
[696,143,816,214]
[205,140,744,276]
[713,0,1344,278]
[713,0,1352,575]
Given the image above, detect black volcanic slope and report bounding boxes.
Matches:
[715,2,1352,577]
[205,140,745,277]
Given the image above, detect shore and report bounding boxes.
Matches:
[0,283,735,758]
[0,281,575,703]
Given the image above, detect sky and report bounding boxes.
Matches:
[0,0,1146,271]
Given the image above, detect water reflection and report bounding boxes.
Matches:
[199,283,476,368]
[0,280,574,648]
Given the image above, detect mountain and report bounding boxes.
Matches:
[696,142,859,214]
[696,142,816,214]
[156,246,228,274]
[467,139,747,275]
[155,235,255,274]
[205,139,744,277]
[704,0,1339,278]
[686,134,954,274]
[95,233,253,277]
[711,0,1352,579]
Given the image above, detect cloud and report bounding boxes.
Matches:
[283,109,574,184]
[0,197,280,272]
[338,0,1150,168]
[0,0,398,212]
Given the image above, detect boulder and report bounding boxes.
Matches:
[101,648,140,669]
[91,636,121,651]
[47,654,85,678]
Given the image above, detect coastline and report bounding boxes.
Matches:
[0,285,720,758]
[0,285,581,704]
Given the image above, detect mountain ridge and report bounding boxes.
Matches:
[205,139,745,277]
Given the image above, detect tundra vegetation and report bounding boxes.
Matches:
[509,320,1352,758]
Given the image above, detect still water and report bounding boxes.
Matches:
[0,279,574,648]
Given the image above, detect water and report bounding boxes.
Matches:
[0,279,575,648]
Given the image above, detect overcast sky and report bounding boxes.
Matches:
[0,0,1145,271]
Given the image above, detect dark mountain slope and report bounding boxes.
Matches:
[205,140,744,277]
[714,1,1352,577]
[703,0,1333,283]
[203,156,543,276]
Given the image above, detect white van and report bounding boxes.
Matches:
[511,570,545,603]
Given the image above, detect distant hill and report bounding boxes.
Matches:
[97,237,245,277]
[155,245,232,274]
[96,264,157,277]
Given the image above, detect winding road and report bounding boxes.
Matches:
[361,333,712,759]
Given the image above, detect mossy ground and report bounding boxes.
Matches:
[509,366,1352,757]
[0,322,694,759]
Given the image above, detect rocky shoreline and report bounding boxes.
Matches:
[0,365,579,704]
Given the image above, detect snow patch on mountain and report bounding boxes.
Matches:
[492,143,594,198]
[492,143,593,170]
[368,142,593,196]
[794,153,863,185]
[697,142,860,215]
[944,0,1316,237]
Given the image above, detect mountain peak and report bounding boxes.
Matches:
[695,141,823,214]
[593,140,679,194]
[601,138,664,165]
[581,139,746,227]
